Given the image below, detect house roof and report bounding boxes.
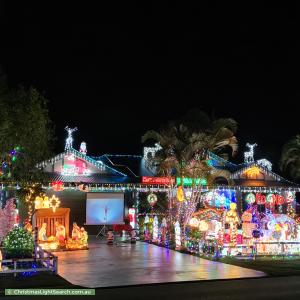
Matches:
[37,148,127,177]
[93,154,156,177]
[44,172,132,184]
[37,148,298,187]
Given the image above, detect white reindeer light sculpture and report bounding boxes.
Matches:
[244,143,257,163]
[65,126,78,151]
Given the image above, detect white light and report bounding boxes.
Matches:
[80,142,87,155]
[65,126,77,151]
[244,143,257,163]
[257,159,272,171]
[175,221,181,249]
[143,143,162,160]
[152,216,159,242]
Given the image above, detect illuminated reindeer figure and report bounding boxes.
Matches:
[244,143,257,163]
[65,126,78,151]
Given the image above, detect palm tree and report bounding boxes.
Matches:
[142,110,238,246]
[280,135,300,182]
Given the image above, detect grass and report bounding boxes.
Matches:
[217,256,300,276]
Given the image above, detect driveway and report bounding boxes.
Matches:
[55,239,265,288]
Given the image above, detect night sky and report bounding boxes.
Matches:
[1,2,299,174]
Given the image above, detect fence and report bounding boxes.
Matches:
[0,247,58,277]
[253,241,300,258]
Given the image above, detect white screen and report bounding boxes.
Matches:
[86,193,124,225]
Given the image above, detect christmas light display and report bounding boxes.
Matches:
[198,220,209,231]
[244,192,295,206]
[202,190,236,208]
[49,195,61,213]
[174,221,181,250]
[160,217,167,245]
[79,141,87,155]
[245,193,256,205]
[152,216,158,242]
[61,154,91,176]
[244,143,257,163]
[128,208,136,228]
[143,143,162,160]
[176,177,207,186]
[231,162,290,183]
[256,214,300,255]
[147,193,158,206]
[0,146,21,178]
[51,181,63,191]
[244,166,261,178]
[142,176,173,185]
[0,199,16,242]
[3,227,34,258]
[64,126,77,151]
[257,158,272,171]
[34,194,52,209]
[224,203,241,248]
[189,217,199,227]
[176,186,185,202]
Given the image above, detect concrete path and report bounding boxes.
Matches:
[55,240,265,288]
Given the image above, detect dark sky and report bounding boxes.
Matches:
[1,2,299,173]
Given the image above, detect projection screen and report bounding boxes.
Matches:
[86,193,125,225]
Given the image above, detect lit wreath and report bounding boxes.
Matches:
[147,193,158,206]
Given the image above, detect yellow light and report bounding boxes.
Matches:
[198,220,209,231]
[244,166,261,177]
[177,186,185,202]
[230,202,237,211]
[49,195,61,213]
[189,217,199,227]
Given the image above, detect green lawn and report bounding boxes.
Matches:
[218,256,300,276]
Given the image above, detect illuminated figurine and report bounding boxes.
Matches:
[72,222,81,240]
[65,126,77,151]
[79,142,87,155]
[107,231,114,245]
[160,217,167,245]
[175,221,181,250]
[244,143,257,163]
[55,221,66,246]
[224,203,240,247]
[80,227,88,246]
[24,220,33,233]
[38,223,48,241]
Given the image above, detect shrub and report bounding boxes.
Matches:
[3,227,34,258]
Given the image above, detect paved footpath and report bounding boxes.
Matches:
[55,240,265,288]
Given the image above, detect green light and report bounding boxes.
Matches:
[176,177,207,186]
[206,159,213,166]
[12,156,17,162]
